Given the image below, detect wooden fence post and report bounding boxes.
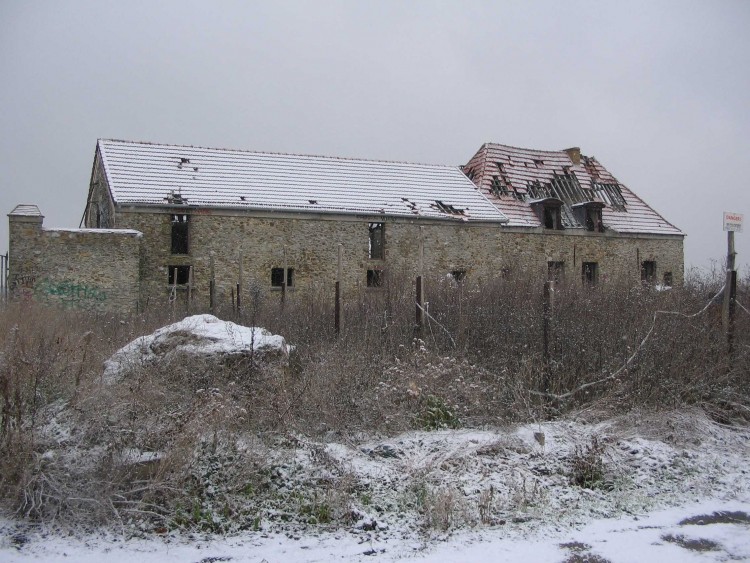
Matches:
[237,249,243,317]
[282,246,287,307]
[335,244,342,336]
[415,227,425,334]
[542,280,555,394]
[209,254,216,313]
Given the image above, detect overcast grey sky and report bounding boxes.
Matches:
[1,1,748,273]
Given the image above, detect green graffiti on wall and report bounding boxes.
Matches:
[36,278,107,306]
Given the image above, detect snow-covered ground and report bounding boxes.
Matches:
[2,499,749,562]
[2,408,749,562]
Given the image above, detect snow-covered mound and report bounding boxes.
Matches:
[103,314,291,381]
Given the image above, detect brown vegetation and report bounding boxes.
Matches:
[0,268,747,530]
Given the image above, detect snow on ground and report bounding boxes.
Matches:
[103,314,291,381]
[2,499,749,562]
[2,408,749,562]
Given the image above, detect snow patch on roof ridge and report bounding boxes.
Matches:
[44,228,143,236]
[98,138,459,169]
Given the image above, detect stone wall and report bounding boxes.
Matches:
[113,206,684,311]
[8,208,142,312]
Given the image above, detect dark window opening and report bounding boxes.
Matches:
[641,261,656,284]
[450,270,466,282]
[543,205,562,230]
[663,272,673,287]
[271,267,294,287]
[171,214,189,254]
[585,207,604,232]
[582,262,598,286]
[369,222,384,259]
[168,265,191,286]
[548,261,565,282]
[367,269,383,288]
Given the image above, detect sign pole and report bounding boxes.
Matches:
[721,212,742,356]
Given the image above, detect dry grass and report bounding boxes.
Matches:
[0,267,747,530]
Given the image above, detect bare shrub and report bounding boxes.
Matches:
[0,265,748,531]
[570,435,607,489]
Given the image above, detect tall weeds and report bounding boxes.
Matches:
[0,267,747,527]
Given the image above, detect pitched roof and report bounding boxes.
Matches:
[97,139,509,223]
[463,143,683,236]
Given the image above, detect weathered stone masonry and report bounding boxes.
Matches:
[8,205,141,312]
[108,206,683,311]
[8,203,683,313]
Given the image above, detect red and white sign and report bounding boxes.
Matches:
[723,211,743,233]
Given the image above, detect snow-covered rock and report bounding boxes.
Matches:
[103,314,291,381]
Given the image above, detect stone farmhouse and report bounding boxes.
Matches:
[6,139,684,312]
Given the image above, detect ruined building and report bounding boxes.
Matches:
[6,139,684,312]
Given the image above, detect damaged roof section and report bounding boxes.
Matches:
[97,139,509,223]
[462,143,683,235]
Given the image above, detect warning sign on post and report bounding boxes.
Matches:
[723,211,744,233]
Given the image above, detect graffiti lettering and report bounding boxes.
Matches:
[36,279,107,305]
[10,274,37,302]
[10,274,36,290]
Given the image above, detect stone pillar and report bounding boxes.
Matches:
[8,204,44,293]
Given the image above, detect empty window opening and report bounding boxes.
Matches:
[271,267,294,287]
[543,205,563,230]
[450,270,466,283]
[641,261,656,284]
[663,272,673,287]
[171,214,189,254]
[585,207,604,232]
[548,261,565,282]
[435,200,465,215]
[582,262,598,286]
[168,265,191,286]
[367,269,384,288]
[369,222,385,259]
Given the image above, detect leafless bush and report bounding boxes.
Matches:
[0,266,748,530]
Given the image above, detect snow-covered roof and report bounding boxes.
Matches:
[45,228,142,236]
[8,204,43,217]
[463,143,683,235]
[97,139,509,223]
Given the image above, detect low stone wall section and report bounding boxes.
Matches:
[8,212,142,312]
